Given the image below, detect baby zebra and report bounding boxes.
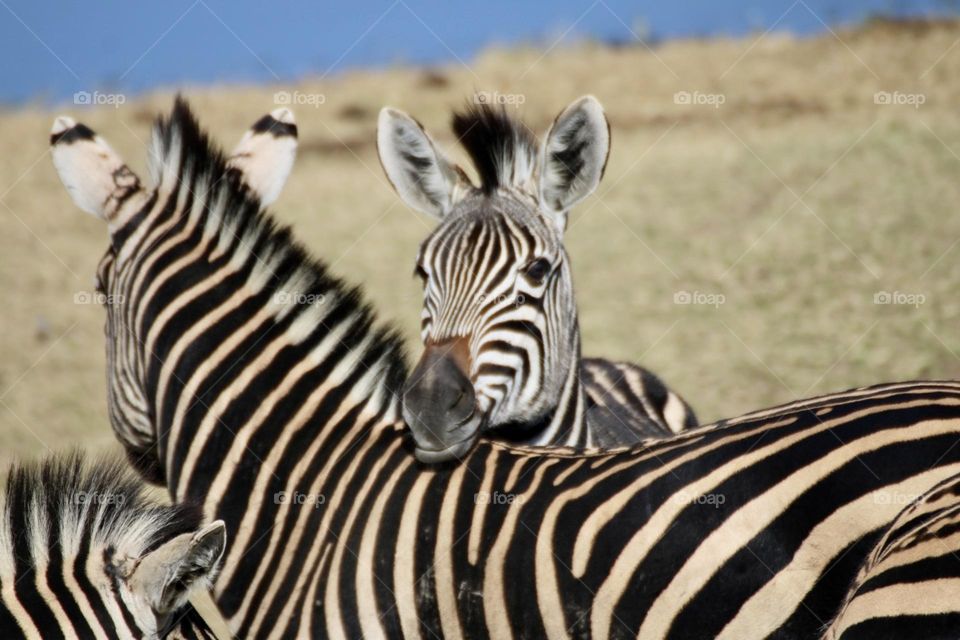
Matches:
[378,97,695,462]
[0,452,224,639]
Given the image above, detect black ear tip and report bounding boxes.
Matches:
[251,113,298,139]
[50,118,96,146]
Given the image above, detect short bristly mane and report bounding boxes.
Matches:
[451,103,538,195]
[145,97,408,403]
[0,453,201,573]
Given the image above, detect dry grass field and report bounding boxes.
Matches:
[4,17,960,475]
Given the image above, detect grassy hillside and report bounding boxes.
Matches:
[3,17,960,476]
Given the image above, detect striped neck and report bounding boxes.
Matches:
[518,331,590,448]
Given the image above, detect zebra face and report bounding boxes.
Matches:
[50,107,298,483]
[405,200,578,461]
[378,97,610,461]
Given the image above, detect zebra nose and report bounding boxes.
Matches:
[403,339,476,448]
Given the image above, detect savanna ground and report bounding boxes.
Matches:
[4,18,960,472]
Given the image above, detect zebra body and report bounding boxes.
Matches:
[0,453,223,639]
[378,99,696,462]
[51,99,960,638]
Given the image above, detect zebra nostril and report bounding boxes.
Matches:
[450,389,465,411]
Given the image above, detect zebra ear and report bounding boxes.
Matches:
[377,107,470,219]
[50,116,145,227]
[538,96,610,230]
[227,108,298,206]
[129,520,226,615]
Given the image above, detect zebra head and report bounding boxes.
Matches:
[49,104,297,483]
[0,453,225,639]
[378,96,610,462]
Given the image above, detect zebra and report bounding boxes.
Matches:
[51,105,295,481]
[825,471,960,639]
[377,97,696,462]
[0,452,224,639]
[50,98,960,639]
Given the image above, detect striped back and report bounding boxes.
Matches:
[378,97,696,462]
[0,453,223,639]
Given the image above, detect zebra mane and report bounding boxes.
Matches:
[146,97,408,398]
[0,452,201,574]
[452,102,538,195]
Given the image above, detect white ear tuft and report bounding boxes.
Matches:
[269,107,294,125]
[228,108,298,206]
[52,116,76,136]
[377,107,467,219]
[51,117,144,223]
[538,95,610,230]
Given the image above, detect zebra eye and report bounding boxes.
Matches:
[414,263,428,284]
[522,258,552,284]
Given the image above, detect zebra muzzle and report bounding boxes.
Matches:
[403,338,481,463]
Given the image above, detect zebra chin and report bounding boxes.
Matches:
[403,407,485,464]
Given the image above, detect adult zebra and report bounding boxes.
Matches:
[51,98,960,639]
[0,452,224,639]
[378,98,696,461]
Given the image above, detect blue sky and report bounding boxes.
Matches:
[0,1,954,104]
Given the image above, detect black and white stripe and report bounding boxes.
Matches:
[52,99,960,639]
[0,452,222,639]
[378,98,695,463]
